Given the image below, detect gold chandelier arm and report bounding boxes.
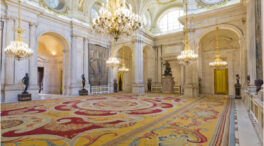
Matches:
[17,0,22,41]
[184,1,189,50]
[111,41,115,57]
[123,47,124,64]
[216,26,220,57]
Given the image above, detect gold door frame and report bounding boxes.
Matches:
[214,69,229,95]
[118,72,123,91]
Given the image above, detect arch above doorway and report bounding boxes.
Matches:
[37,32,70,95]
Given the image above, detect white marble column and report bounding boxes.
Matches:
[157,46,162,83]
[29,23,37,86]
[247,0,257,94]
[28,23,39,100]
[180,65,185,93]
[184,64,196,97]
[0,20,3,102]
[69,35,84,95]
[83,38,90,93]
[3,17,16,102]
[183,33,198,97]
[132,38,145,94]
[261,0,264,100]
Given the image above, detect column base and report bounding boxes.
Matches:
[184,84,198,97]
[132,83,145,95]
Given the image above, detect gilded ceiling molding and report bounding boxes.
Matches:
[39,0,69,15]
[78,0,85,11]
[157,0,177,5]
[196,0,230,9]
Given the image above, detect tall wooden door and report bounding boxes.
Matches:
[118,72,123,91]
[214,69,228,95]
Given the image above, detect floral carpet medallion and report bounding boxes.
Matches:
[0,94,233,146]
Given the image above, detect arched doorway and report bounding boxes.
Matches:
[143,46,155,91]
[37,33,68,95]
[117,46,132,92]
[199,28,240,96]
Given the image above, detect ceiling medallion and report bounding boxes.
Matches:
[196,0,230,8]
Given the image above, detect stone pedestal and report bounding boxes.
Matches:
[235,83,242,99]
[79,89,88,96]
[247,85,257,95]
[18,93,32,101]
[161,76,174,93]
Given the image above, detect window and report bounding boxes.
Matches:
[91,8,99,20]
[45,0,60,9]
[158,9,184,33]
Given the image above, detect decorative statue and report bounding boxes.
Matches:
[18,73,31,101]
[235,74,241,99]
[236,74,240,84]
[81,74,86,89]
[22,73,29,94]
[199,78,202,94]
[163,61,172,76]
[114,79,118,93]
[147,79,152,92]
[255,79,263,92]
[247,75,250,86]
[79,74,88,96]
[119,76,122,91]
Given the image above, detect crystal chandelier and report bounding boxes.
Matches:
[118,47,129,72]
[93,0,141,68]
[92,0,142,41]
[5,0,33,61]
[177,1,198,65]
[106,42,120,68]
[209,27,228,67]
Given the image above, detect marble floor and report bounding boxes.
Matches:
[235,99,262,146]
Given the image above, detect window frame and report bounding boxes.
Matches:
[157,8,184,34]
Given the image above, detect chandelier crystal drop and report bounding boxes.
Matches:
[106,57,120,67]
[177,1,198,65]
[92,0,142,41]
[209,27,228,68]
[5,0,33,61]
[119,63,129,72]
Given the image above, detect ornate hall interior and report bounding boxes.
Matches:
[0,0,263,145]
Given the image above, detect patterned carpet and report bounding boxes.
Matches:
[1,94,234,146]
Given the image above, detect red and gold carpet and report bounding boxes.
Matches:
[1,94,233,146]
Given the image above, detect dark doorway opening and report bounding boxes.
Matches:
[38,67,44,93]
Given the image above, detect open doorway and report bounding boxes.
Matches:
[37,33,66,95]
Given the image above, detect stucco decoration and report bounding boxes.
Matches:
[196,0,230,9]
[39,0,69,15]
